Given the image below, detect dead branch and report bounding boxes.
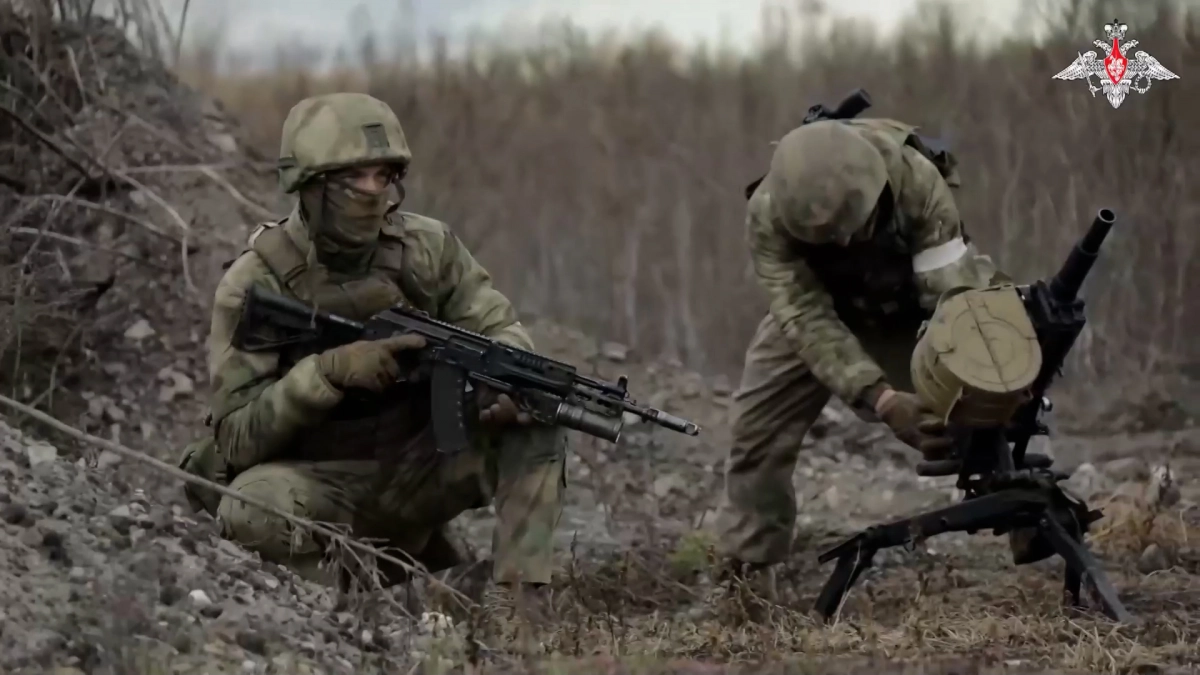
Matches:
[0,101,99,183]
[29,193,176,240]
[0,393,476,614]
[10,226,166,269]
[0,169,29,194]
[197,165,277,221]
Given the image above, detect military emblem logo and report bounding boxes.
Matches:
[1052,19,1179,109]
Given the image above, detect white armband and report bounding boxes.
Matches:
[912,237,968,273]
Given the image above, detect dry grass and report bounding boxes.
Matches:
[176,0,1200,420]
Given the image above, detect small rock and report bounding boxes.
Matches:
[68,567,88,582]
[241,660,257,673]
[188,589,213,608]
[19,528,41,546]
[157,368,195,403]
[171,632,194,654]
[208,132,239,154]
[2,503,30,526]
[822,485,841,510]
[652,473,688,498]
[160,584,185,606]
[236,629,268,655]
[96,450,122,469]
[600,341,629,362]
[200,604,224,619]
[108,505,134,534]
[26,443,58,467]
[124,319,155,340]
[1138,543,1170,573]
[1065,462,1111,499]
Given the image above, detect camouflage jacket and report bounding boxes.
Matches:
[747,119,1004,408]
[206,202,532,473]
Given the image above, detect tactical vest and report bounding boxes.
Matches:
[789,184,926,333]
[239,212,433,462]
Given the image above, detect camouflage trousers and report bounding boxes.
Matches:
[714,312,918,565]
[207,422,566,587]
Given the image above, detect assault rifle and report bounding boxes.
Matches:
[233,285,701,454]
[813,208,1133,623]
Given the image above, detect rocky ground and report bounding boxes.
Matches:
[2,6,1200,675]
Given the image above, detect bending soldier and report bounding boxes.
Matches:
[178,93,564,625]
[714,116,1010,600]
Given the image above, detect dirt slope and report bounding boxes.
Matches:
[2,7,1200,675]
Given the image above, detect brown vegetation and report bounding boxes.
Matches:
[178,0,1200,418]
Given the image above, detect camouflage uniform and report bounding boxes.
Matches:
[715,118,1007,571]
[178,93,566,593]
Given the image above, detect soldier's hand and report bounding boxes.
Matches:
[476,387,532,427]
[874,388,955,460]
[316,334,427,393]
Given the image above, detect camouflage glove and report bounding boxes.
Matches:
[872,386,955,460]
[476,386,532,427]
[316,335,427,392]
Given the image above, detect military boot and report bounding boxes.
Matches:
[480,582,556,648]
[711,558,778,622]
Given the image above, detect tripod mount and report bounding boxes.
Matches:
[814,208,1133,624]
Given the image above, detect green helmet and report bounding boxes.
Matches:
[277,92,413,194]
[763,120,888,246]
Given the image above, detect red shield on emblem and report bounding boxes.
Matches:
[1104,39,1127,84]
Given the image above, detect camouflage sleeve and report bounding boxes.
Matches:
[207,252,344,472]
[895,146,999,309]
[746,188,886,406]
[432,224,535,351]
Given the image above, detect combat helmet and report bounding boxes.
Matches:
[277,92,412,194]
[763,120,889,246]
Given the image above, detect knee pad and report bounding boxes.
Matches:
[217,467,323,561]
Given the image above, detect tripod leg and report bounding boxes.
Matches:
[1039,516,1133,623]
[814,545,877,621]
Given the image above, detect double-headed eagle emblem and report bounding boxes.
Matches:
[1052,19,1179,108]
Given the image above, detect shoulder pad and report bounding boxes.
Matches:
[247,214,289,247]
[379,210,409,240]
[382,211,451,239]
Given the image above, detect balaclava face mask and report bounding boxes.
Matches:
[299,173,396,274]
